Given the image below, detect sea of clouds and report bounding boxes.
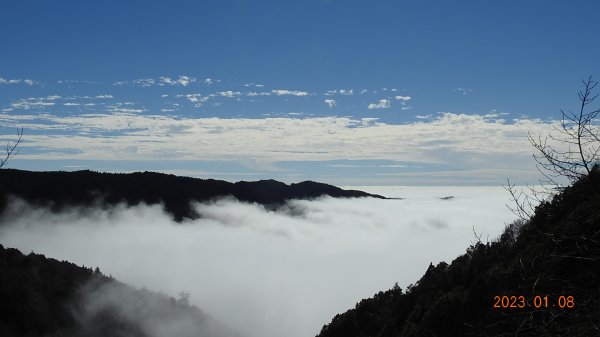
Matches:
[0,186,517,337]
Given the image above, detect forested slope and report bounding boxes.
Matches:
[317,168,600,337]
[0,244,239,337]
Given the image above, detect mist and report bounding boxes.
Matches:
[74,279,240,337]
[0,186,516,337]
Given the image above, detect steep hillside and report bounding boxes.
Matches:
[0,244,239,337]
[0,169,383,222]
[317,169,600,336]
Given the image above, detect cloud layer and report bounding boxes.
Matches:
[0,186,516,337]
[0,110,553,183]
[0,74,565,184]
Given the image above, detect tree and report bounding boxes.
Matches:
[531,76,600,184]
[0,127,23,169]
[505,77,600,221]
[177,291,190,306]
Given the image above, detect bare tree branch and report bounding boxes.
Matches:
[507,76,600,221]
[0,128,23,169]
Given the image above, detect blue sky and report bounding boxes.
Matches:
[1,0,599,185]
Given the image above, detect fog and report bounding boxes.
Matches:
[0,186,516,337]
[75,280,239,337]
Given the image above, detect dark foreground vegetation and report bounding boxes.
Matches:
[0,244,238,337]
[0,169,383,222]
[317,168,600,337]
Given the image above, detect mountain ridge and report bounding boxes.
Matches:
[0,169,384,222]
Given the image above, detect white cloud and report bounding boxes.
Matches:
[105,105,145,114]
[11,97,57,110]
[0,111,549,169]
[218,91,242,98]
[0,77,35,86]
[395,96,411,101]
[132,79,156,87]
[203,78,213,85]
[368,99,391,109]
[176,76,195,86]
[324,99,336,108]
[96,95,114,99]
[160,77,175,86]
[247,92,271,97]
[455,88,472,95]
[184,94,206,103]
[159,76,196,86]
[183,94,209,107]
[325,89,353,96]
[272,90,309,96]
[127,76,197,87]
[0,188,514,337]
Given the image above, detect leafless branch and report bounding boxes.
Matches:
[506,77,599,221]
[0,128,23,169]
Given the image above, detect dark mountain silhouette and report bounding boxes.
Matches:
[317,168,600,336]
[0,244,240,337]
[0,169,384,222]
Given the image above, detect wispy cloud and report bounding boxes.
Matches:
[132,78,156,87]
[247,91,272,97]
[325,89,353,96]
[324,99,336,108]
[455,88,472,95]
[368,99,391,109]
[183,93,208,106]
[10,97,57,110]
[160,76,196,87]
[218,91,242,98]
[272,89,309,96]
[395,95,411,101]
[0,77,35,86]
[115,76,197,87]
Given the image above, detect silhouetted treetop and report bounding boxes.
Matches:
[0,169,384,222]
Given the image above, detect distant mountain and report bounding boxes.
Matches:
[0,169,384,221]
[317,168,600,336]
[0,244,240,337]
